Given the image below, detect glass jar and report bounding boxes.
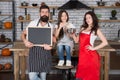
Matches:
[25,14,30,20]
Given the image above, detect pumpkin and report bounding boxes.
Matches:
[4,22,12,29]
[4,63,12,70]
[1,48,11,56]
[0,64,3,70]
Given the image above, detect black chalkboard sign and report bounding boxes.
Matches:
[27,27,52,46]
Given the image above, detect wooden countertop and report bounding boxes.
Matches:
[10,40,120,52]
[11,40,119,80]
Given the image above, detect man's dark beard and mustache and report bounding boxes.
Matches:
[40,15,49,22]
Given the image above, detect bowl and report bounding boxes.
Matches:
[115,2,120,6]
[32,3,38,7]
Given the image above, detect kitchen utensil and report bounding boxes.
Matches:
[25,14,30,20]
[67,28,76,34]
[115,2,120,6]
[21,1,29,6]
[32,3,38,6]
[97,1,106,6]
[18,15,24,20]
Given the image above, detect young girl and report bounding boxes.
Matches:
[72,11,108,80]
[55,10,76,66]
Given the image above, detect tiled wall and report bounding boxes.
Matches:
[1,0,120,40]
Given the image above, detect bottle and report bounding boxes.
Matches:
[25,14,30,20]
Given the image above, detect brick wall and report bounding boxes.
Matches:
[1,0,120,40]
[0,0,120,75]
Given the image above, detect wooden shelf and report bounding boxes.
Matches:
[0,14,12,16]
[0,0,13,2]
[16,19,57,22]
[0,42,13,44]
[0,56,12,58]
[19,6,39,8]
[16,20,31,22]
[90,6,120,8]
[19,6,58,9]
[0,69,13,72]
[19,5,120,9]
[0,66,13,73]
[0,29,13,30]
[49,19,57,22]
[99,20,120,22]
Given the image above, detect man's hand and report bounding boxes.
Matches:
[43,44,52,50]
[23,40,33,48]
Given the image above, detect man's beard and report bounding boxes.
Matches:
[40,15,49,22]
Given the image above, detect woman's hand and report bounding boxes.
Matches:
[23,40,33,48]
[86,45,95,51]
[43,44,52,50]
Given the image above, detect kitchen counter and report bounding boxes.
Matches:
[10,40,120,80]
[11,40,120,51]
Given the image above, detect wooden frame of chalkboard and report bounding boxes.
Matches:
[27,27,52,46]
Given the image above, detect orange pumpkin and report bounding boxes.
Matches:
[1,48,11,56]
[4,63,12,70]
[4,22,12,29]
[0,64,3,70]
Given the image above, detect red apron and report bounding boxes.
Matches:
[75,32,100,80]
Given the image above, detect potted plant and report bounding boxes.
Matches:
[110,10,117,20]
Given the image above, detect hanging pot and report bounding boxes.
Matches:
[21,1,29,6]
[97,1,106,6]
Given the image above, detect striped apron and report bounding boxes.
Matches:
[28,19,52,73]
[29,46,52,72]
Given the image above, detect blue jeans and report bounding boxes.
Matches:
[57,45,71,60]
[29,72,46,80]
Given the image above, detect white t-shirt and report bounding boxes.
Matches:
[26,19,53,30]
[55,22,76,51]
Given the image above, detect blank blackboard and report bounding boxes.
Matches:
[27,27,52,46]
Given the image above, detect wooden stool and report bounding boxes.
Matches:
[55,65,74,80]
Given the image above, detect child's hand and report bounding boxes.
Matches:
[69,33,76,39]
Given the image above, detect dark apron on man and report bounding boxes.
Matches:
[28,20,52,73]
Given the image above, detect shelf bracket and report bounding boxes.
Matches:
[53,8,55,15]
[25,8,27,15]
[92,8,94,12]
[21,22,23,31]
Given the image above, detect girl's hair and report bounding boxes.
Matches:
[81,11,99,35]
[57,9,69,39]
